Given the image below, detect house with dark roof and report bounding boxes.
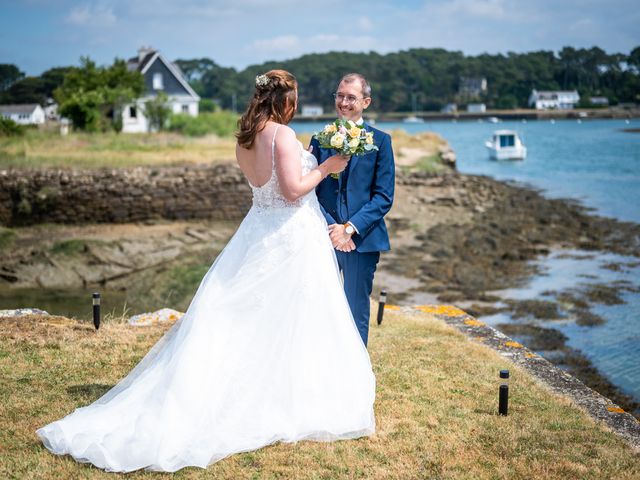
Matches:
[528,89,580,110]
[458,77,487,99]
[0,104,45,125]
[123,47,200,133]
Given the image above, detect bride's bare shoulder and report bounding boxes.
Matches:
[273,124,297,145]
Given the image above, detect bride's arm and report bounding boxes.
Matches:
[275,127,347,202]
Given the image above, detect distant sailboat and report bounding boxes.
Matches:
[403,92,425,123]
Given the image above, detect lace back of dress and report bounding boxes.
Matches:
[250,125,317,210]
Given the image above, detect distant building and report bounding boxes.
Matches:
[467,103,486,113]
[458,77,487,98]
[528,89,580,110]
[589,96,609,106]
[441,103,457,113]
[0,104,45,125]
[44,100,59,121]
[124,47,200,133]
[301,104,323,117]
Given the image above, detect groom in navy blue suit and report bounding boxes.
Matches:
[309,73,395,347]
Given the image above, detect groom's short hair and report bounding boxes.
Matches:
[340,73,371,98]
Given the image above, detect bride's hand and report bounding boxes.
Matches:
[324,154,349,174]
[337,238,356,252]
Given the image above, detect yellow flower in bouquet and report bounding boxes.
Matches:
[324,123,337,134]
[313,118,379,179]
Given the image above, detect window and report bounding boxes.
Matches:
[181,104,189,113]
[500,135,515,148]
[153,72,164,90]
[129,106,137,118]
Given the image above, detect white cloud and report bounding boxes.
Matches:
[357,17,374,31]
[251,35,301,52]
[66,4,117,27]
[569,17,594,32]
[247,33,378,61]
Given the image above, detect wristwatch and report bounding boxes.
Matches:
[344,223,355,235]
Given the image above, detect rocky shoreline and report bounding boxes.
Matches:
[379,170,640,418]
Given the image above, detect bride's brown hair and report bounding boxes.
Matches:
[236,70,298,149]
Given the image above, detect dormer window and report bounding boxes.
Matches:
[153,73,164,90]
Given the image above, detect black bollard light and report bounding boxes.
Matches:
[376,289,387,325]
[499,369,509,415]
[92,292,101,330]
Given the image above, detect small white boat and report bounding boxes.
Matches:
[488,116,500,123]
[403,115,424,123]
[485,130,527,160]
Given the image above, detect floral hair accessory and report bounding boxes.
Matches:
[255,74,270,87]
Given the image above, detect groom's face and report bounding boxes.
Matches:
[335,80,371,122]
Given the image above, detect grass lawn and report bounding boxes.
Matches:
[0,130,238,169]
[1,308,638,479]
[0,129,448,171]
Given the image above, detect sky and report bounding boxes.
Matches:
[2,0,639,76]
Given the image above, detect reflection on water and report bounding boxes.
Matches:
[482,249,640,404]
[0,288,135,321]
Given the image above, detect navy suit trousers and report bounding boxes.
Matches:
[335,250,380,346]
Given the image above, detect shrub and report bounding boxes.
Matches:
[199,98,219,113]
[0,117,25,136]
[168,111,238,137]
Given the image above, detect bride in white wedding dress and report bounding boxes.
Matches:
[36,70,376,473]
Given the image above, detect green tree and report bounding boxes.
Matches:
[54,57,144,132]
[0,76,45,104]
[0,64,24,91]
[142,91,171,132]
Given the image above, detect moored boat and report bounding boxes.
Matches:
[485,130,527,160]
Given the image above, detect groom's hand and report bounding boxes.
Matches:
[328,224,353,250]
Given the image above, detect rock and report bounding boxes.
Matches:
[0,308,50,318]
[128,308,184,326]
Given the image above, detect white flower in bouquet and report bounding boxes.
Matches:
[330,132,346,149]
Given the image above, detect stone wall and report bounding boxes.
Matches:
[0,164,253,226]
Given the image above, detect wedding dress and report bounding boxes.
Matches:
[36,125,376,473]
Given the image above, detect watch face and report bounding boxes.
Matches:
[346,225,355,234]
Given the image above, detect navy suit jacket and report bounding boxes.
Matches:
[310,123,395,253]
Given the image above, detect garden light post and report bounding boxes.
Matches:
[376,290,387,325]
[93,292,101,330]
[499,369,509,415]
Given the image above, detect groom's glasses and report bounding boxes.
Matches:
[333,93,365,105]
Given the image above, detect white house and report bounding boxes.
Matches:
[0,104,46,125]
[300,104,324,117]
[467,103,486,113]
[589,96,609,106]
[123,47,200,133]
[44,100,59,121]
[441,103,457,113]
[528,89,580,110]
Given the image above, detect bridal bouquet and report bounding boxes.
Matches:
[313,119,378,178]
